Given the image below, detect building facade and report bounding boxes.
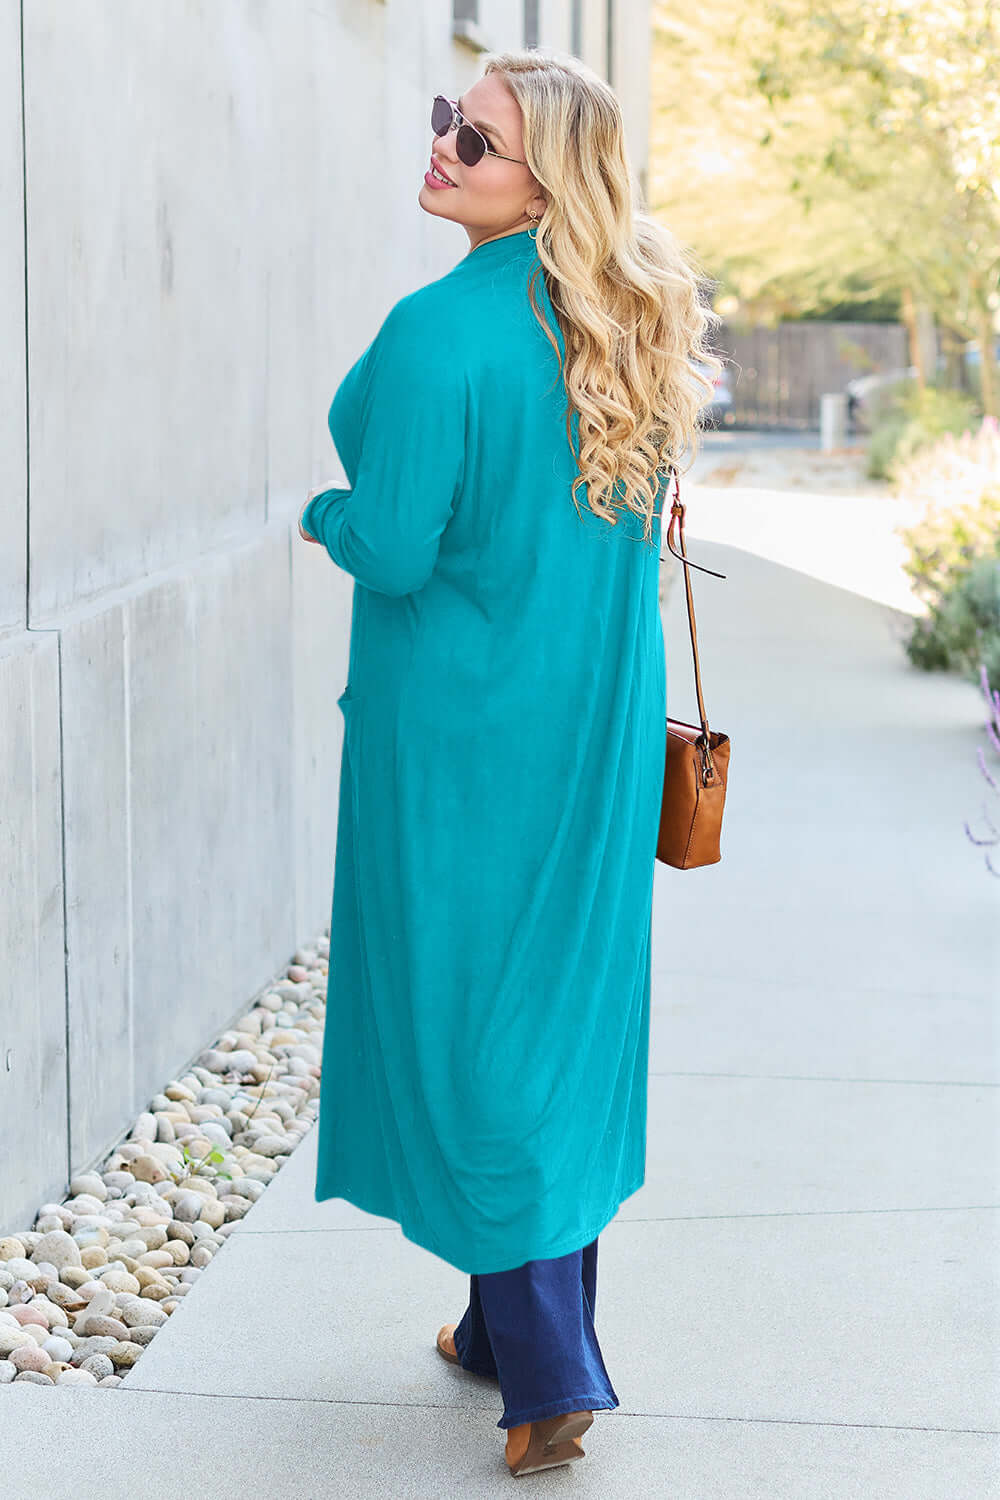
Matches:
[0,0,651,1230]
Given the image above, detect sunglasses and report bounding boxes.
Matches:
[431,94,528,168]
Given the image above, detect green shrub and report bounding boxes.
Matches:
[895,418,1000,683]
[867,383,981,479]
[904,557,1000,684]
[900,488,1000,606]
[867,412,910,480]
[864,378,915,479]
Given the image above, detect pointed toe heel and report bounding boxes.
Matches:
[505,1409,593,1476]
[436,1323,461,1365]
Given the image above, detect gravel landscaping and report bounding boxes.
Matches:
[0,936,329,1388]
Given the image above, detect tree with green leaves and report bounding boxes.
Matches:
[652,0,1000,412]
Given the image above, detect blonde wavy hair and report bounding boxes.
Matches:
[484,49,722,546]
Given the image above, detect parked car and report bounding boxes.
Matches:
[693,360,733,428]
[844,367,916,431]
[960,338,1000,402]
[846,339,1000,430]
[960,337,1000,368]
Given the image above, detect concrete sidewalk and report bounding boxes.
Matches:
[3,511,998,1495]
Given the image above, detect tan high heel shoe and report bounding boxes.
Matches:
[438,1324,591,1473]
[504,1410,592,1476]
[436,1323,461,1365]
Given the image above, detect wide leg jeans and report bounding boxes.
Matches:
[450,1234,620,1429]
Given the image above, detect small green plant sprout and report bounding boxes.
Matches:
[170,1139,233,1184]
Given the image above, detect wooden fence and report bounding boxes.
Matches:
[713,321,909,429]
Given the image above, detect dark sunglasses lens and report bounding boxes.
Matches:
[431,96,485,167]
[456,125,484,166]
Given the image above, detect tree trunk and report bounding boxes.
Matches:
[900,285,925,388]
[974,302,999,418]
[901,285,938,389]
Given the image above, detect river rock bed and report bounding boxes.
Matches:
[0,938,328,1388]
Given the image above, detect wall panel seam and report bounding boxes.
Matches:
[19,0,29,631]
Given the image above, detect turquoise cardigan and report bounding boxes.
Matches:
[305,228,666,1275]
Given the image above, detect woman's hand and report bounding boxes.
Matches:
[299,490,326,543]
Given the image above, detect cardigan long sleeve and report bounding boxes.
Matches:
[302,298,467,597]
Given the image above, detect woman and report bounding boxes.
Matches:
[299,49,718,1478]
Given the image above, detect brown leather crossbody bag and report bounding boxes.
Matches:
[656,469,731,869]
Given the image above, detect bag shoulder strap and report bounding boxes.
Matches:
[659,468,726,752]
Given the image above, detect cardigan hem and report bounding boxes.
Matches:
[313,1173,645,1275]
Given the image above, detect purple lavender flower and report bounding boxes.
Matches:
[964,662,1000,877]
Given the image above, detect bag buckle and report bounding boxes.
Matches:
[697,734,717,785]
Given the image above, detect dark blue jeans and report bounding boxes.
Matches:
[451,1235,620,1429]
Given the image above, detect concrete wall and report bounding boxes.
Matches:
[1,0,651,1231]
